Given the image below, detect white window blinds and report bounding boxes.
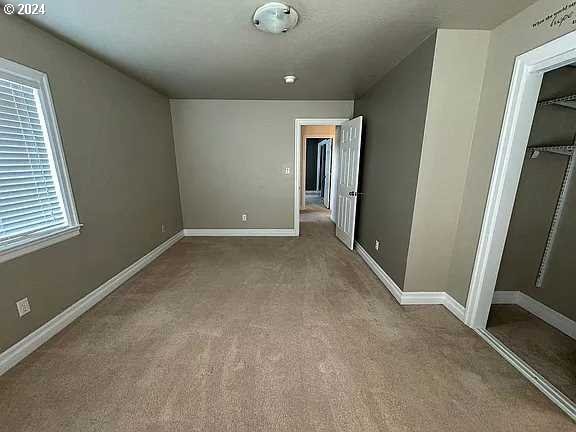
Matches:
[0,77,66,246]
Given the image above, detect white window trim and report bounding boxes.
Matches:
[0,58,81,264]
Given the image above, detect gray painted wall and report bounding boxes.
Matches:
[495,67,576,321]
[171,100,354,230]
[528,67,576,149]
[0,15,182,351]
[353,34,436,288]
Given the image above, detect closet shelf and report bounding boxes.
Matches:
[538,94,576,110]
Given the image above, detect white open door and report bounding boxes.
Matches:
[323,140,332,208]
[336,116,363,249]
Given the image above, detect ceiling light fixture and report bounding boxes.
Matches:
[253,2,299,34]
[283,75,297,84]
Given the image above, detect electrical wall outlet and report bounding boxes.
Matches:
[242,214,247,222]
[16,297,31,317]
[161,224,166,233]
[284,167,291,175]
[375,240,380,251]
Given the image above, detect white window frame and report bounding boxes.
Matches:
[0,58,80,264]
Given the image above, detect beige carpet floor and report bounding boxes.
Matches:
[0,208,574,431]
[488,304,576,401]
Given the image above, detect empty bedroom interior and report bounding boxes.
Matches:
[0,0,575,430]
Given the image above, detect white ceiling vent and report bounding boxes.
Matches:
[252,2,299,34]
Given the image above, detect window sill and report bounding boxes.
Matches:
[0,225,82,264]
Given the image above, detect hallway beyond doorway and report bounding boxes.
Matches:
[305,192,324,207]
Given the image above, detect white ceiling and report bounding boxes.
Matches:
[23,0,539,99]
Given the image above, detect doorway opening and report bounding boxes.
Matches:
[294,118,364,249]
[465,30,576,420]
[304,135,333,209]
[293,119,346,237]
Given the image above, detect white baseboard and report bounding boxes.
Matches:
[476,328,576,421]
[355,242,403,303]
[492,290,576,340]
[399,289,466,322]
[184,229,297,237]
[355,242,466,323]
[492,290,520,304]
[0,230,184,376]
[401,291,445,305]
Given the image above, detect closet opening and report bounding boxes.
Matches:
[465,31,576,420]
[487,64,576,405]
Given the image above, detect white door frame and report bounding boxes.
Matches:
[316,138,330,195]
[323,139,332,209]
[465,30,576,329]
[294,119,349,236]
[316,140,323,192]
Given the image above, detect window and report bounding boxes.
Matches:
[0,58,80,263]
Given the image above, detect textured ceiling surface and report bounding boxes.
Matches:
[21,0,539,99]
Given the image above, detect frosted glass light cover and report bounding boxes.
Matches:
[253,2,299,34]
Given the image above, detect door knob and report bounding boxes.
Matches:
[348,191,364,197]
